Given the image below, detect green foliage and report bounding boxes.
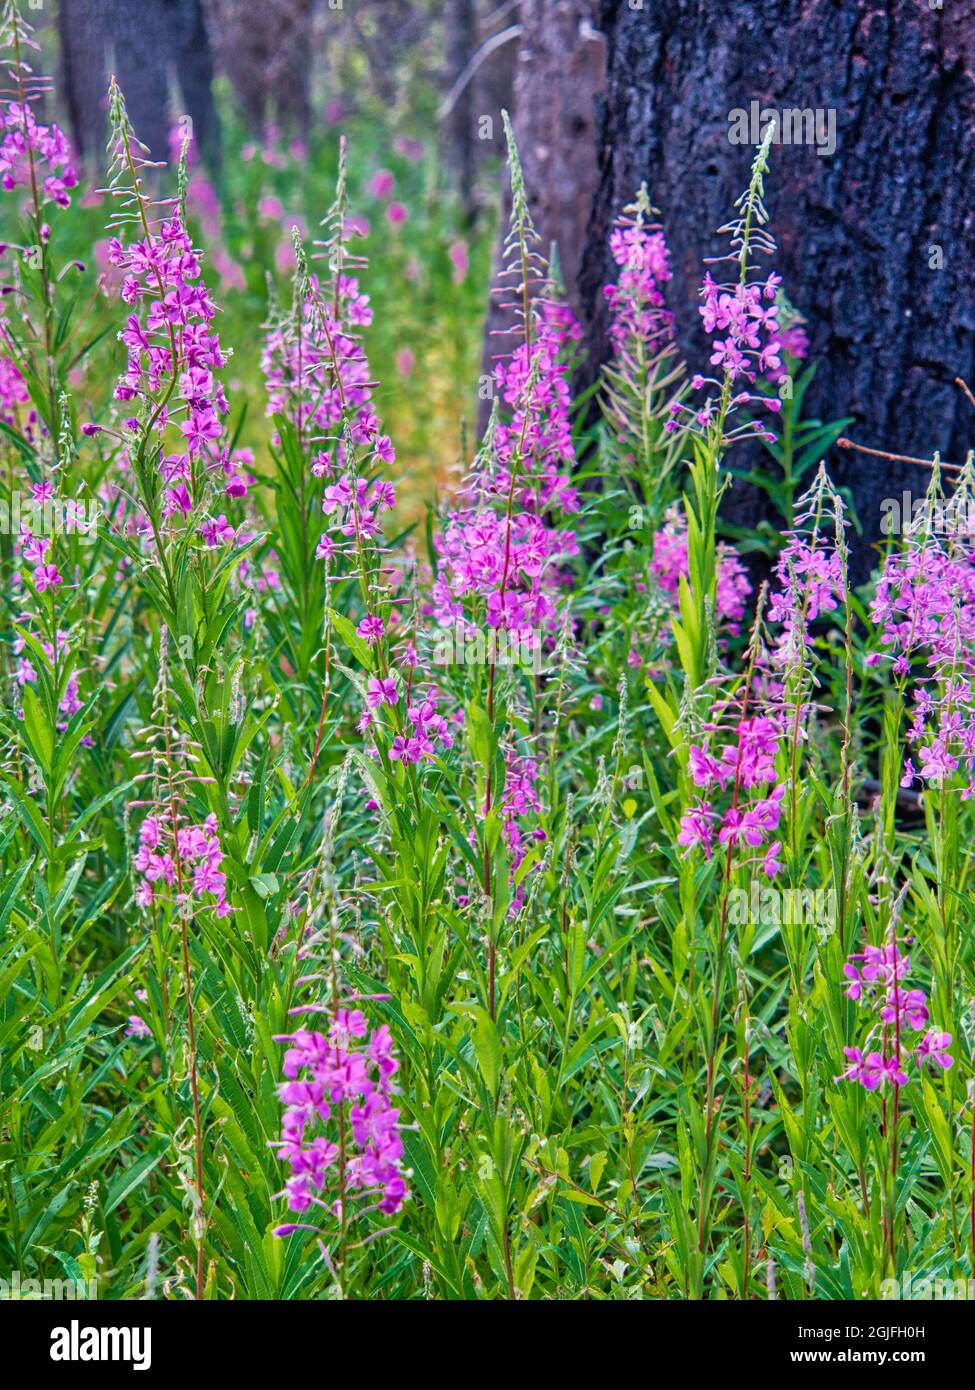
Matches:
[0,22,971,1306]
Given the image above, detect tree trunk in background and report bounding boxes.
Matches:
[59,0,220,167]
[578,0,975,579]
[202,0,314,135]
[444,0,479,223]
[440,3,521,225]
[58,0,105,163]
[479,0,606,425]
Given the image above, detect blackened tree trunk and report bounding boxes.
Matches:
[579,0,975,578]
[507,0,605,319]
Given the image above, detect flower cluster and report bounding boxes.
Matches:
[870,494,975,795]
[261,269,377,462]
[261,210,397,567]
[667,139,784,449]
[359,676,456,768]
[492,296,581,513]
[767,477,847,672]
[11,616,83,726]
[501,751,546,888]
[430,505,576,636]
[668,269,785,445]
[430,298,580,649]
[108,210,232,519]
[836,939,952,1090]
[699,270,784,384]
[274,1010,408,1224]
[133,810,231,918]
[14,512,63,596]
[0,101,76,209]
[319,461,396,552]
[0,340,29,428]
[678,714,784,873]
[762,301,809,385]
[649,509,751,636]
[603,195,674,354]
[0,12,77,210]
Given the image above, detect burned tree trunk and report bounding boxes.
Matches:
[579,0,975,576]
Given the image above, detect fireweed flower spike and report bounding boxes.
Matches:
[599,194,751,661]
[677,599,792,879]
[273,776,409,1280]
[0,5,77,209]
[0,17,87,766]
[0,0,78,426]
[871,456,975,798]
[836,935,952,1089]
[767,465,847,674]
[598,175,688,560]
[0,0,77,452]
[128,633,227,1299]
[277,213,453,774]
[100,80,246,545]
[433,113,580,929]
[668,125,784,454]
[272,1016,409,1223]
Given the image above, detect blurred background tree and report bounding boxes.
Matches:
[59,0,220,163]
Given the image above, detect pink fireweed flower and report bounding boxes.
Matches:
[767,470,848,674]
[677,802,715,860]
[859,1051,909,1091]
[200,513,236,547]
[33,563,62,592]
[367,169,394,199]
[834,1047,867,1085]
[916,1030,953,1071]
[762,840,783,879]
[668,138,786,450]
[366,675,398,708]
[649,509,751,636]
[880,988,929,1031]
[0,13,77,211]
[680,680,786,871]
[132,809,231,918]
[838,935,950,1088]
[603,193,674,354]
[273,1015,409,1228]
